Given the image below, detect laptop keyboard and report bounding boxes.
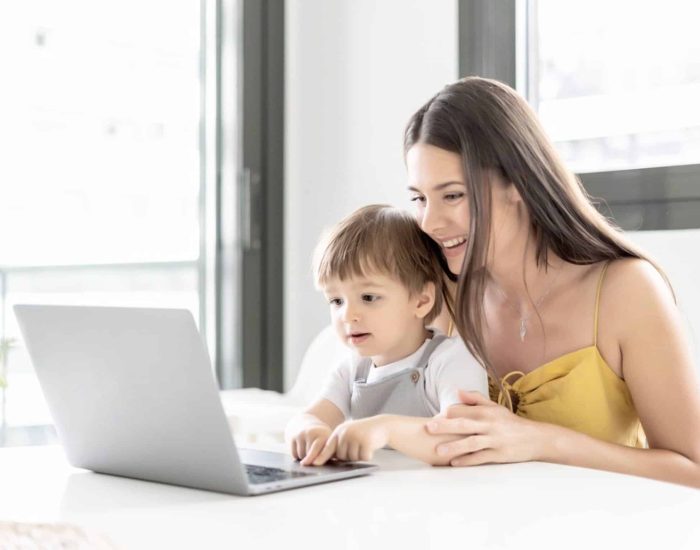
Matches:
[244,464,314,485]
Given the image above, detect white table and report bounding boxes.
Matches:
[0,445,698,550]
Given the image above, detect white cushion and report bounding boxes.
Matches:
[220,325,347,443]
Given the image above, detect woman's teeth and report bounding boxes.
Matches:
[442,236,467,249]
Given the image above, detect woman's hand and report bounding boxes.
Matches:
[313,416,391,465]
[426,390,548,466]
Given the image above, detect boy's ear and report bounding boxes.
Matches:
[414,282,436,320]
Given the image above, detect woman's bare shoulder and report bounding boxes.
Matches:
[603,257,677,336]
[605,257,673,299]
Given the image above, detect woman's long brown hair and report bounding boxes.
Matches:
[404,76,662,396]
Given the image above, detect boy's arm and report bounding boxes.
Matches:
[375,340,487,464]
[286,398,345,436]
[382,414,466,466]
[313,413,463,466]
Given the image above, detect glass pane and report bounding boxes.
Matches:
[0,0,203,436]
[2,264,199,427]
[0,0,201,265]
[530,0,700,173]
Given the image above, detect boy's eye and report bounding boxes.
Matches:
[329,298,343,306]
[362,294,380,303]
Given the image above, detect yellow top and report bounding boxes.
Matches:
[487,262,646,448]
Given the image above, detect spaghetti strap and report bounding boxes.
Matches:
[593,262,611,347]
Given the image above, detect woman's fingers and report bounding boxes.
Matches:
[450,449,499,467]
[426,416,484,435]
[436,435,491,460]
[457,390,494,406]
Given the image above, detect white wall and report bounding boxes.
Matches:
[284,0,459,388]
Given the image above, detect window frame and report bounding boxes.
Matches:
[213,0,284,390]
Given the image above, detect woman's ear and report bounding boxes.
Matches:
[414,282,436,320]
[506,181,523,205]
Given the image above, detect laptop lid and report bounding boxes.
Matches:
[14,304,249,495]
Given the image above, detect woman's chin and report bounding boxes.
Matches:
[447,257,464,275]
[443,241,467,275]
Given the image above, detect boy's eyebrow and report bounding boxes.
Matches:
[355,280,383,286]
[324,279,386,290]
[351,280,388,290]
[407,180,465,193]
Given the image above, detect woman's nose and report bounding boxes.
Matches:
[420,201,444,235]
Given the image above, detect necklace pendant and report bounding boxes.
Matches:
[519,319,527,342]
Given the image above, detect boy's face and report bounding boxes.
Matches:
[322,272,432,366]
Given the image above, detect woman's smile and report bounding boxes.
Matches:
[439,235,468,258]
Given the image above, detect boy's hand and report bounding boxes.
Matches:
[312,416,391,465]
[289,424,333,466]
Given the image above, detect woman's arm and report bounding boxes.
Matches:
[428,260,700,488]
[430,391,700,487]
[542,422,700,487]
[594,259,700,485]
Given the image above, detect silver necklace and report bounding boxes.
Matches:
[492,267,563,342]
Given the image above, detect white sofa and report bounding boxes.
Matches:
[220,325,347,444]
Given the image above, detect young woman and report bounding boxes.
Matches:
[404,76,700,488]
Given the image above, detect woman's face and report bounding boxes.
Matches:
[406,143,470,275]
[406,143,523,276]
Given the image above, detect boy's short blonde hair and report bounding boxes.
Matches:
[313,204,454,324]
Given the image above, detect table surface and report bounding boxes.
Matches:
[0,444,698,550]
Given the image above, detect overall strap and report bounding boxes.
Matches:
[414,332,448,370]
[353,357,373,383]
[593,262,611,347]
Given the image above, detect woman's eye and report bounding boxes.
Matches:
[362,294,380,303]
[409,195,425,204]
[444,192,464,202]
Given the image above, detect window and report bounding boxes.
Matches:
[528,0,700,174]
[0,1,203,433]
[1,0,286,445]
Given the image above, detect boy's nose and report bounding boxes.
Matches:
[341,304,359,323]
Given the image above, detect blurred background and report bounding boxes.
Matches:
[1,0,699,442]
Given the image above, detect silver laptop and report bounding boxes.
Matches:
[13,304,377,496]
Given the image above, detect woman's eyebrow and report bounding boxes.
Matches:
[407,181,464,192]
